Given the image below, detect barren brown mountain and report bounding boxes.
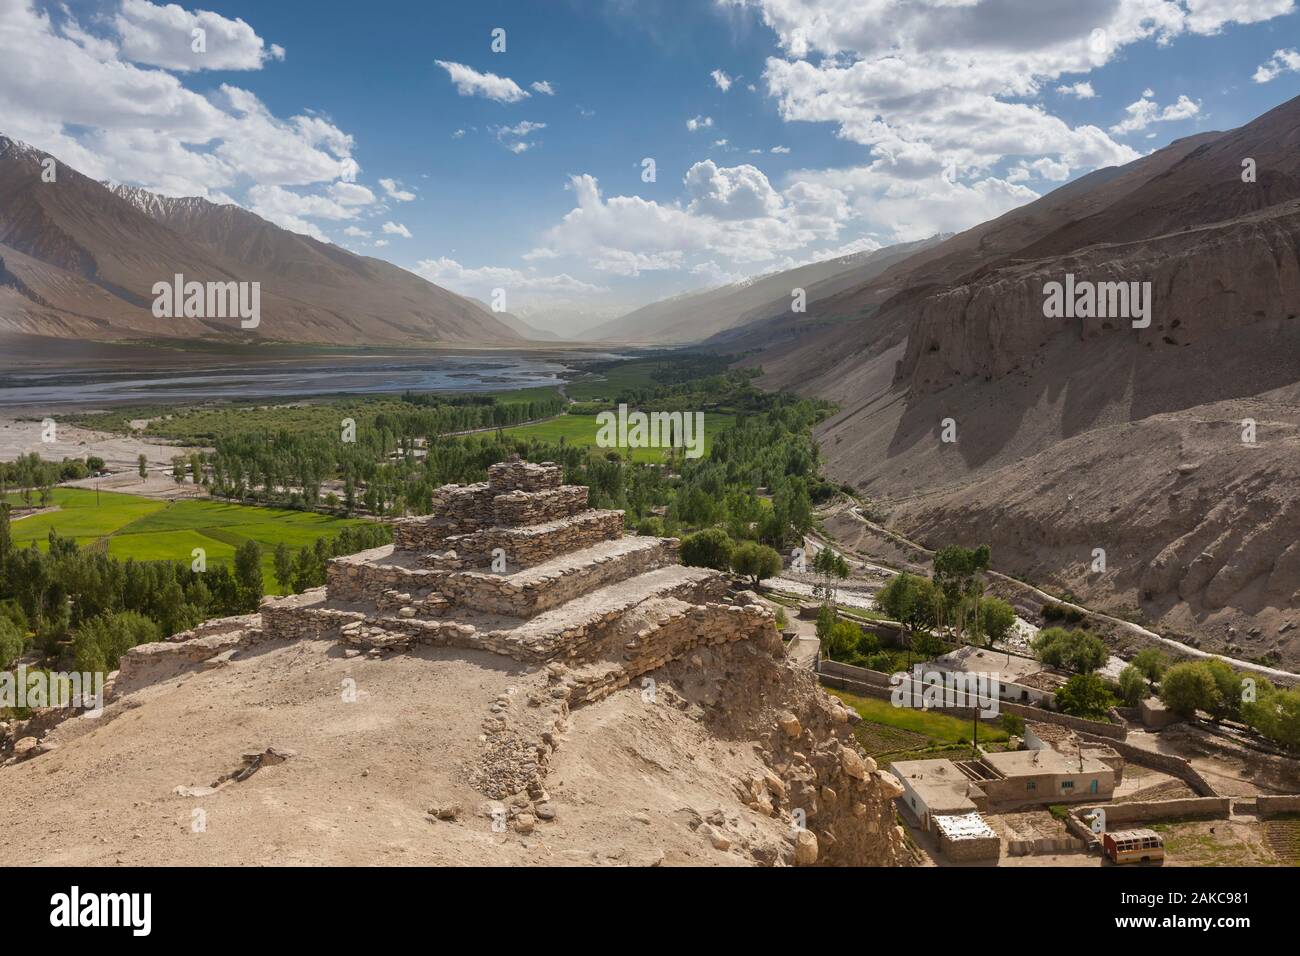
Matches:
[0,135,522,347]
[745,95,1300,668]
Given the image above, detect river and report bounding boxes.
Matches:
[0,348,625,408]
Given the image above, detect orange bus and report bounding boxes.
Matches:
[1102,828,1165,865]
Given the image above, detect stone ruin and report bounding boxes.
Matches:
[260,456,773,699]
[248,456,776,800]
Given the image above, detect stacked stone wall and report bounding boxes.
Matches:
[446,510,626,569]
[443,540,675,616]
[326,548,446,602]
[488,458,562,493]
[492,486,588,526]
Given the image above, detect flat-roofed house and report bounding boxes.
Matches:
[978,748,1115,807]
[891,759,979,829]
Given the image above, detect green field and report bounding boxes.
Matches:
[829,689,1009,763]
[491,411,736,462]
[563,364,661,402]
[7,488,370,594]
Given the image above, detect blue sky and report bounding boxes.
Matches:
[5,0,1300,334]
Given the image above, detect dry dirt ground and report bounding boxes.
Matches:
[0,637,847,866]
[0,415,205,499]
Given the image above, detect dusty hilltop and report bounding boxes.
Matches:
[0,457,907,866]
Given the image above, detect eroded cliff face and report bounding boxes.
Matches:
[813,204,1300,665]
[896,205,1300,393]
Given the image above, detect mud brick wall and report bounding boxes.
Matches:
[1076,732,1216,795]
[492,486,588,526]
[937,829,1001,861]
[1075,797,1230,826]
[488,459,562,493]
[1256,794,1300,816]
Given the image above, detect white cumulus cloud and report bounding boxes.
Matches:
[1253,48,1300,83]
[378,178,415,201]
[114,0,285,72]
[435,59,529,102]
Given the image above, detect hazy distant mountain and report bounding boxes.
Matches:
[0,134,522,348]
[760,94,1300,666]
[464,299,561,341]
[586,240,943,345]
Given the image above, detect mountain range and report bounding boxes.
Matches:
[0,135,523,348]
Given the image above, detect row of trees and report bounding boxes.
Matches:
[0,452,106,507]
[1029,625,1300,748]
[172,393,565,512]
[0,503,389,675]
[875,561,1018,654]
[1147,655,1300,749]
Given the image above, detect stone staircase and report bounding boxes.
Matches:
[260,456,774,687]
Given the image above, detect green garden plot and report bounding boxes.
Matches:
[829,689,1010,754]
[7,489,164,545]
[7,489,370,594]
[106,528,237,567]
[493,412,736,462]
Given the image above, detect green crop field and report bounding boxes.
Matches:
[829,689,1009,764]
[563,364,662,402]
[490,411,736,462]
[6,488,370,594]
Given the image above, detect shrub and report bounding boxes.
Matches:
[1160,661,1222,718]
[1117,664,1147,706]
[72,611,160,672]
[680,527,733,571]
[1042,602,1084,624]
[1032,627,1106,674]
[1131,647,1169,684]
[0,617,25,670]
[729,541,782,587]
[824,619,864,662]
[1055,673,1115,720]
[635,516,665,537]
